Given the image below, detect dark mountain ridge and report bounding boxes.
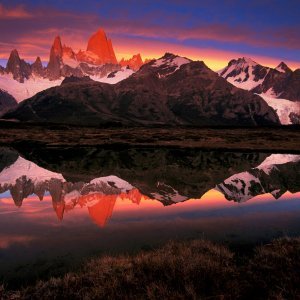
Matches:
[0,89,18,117]
[3,54,280,126]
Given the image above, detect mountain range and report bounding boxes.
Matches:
[0,28,299,125]
[2,53,280,126]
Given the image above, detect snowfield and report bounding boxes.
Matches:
[258,93,300,125]
[0,74,63,102]
[91,67,134,84]
[153,56,190,70]
[0,67,135,102]
[0,156,64,186]
[257,154,300,175]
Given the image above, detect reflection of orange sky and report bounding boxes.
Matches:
[65,189,148,227]
[0,235,35,249]
[114,189,300,213]
[1,189,300,228]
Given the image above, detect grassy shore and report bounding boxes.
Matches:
[1,238,300,299]
[0,122,300,152]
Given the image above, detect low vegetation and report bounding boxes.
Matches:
[0,123,300,152]
[1,237,300,299]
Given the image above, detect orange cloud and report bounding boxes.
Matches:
[0,4,32,19]
[0,4,299,71]
[113,37,300,71]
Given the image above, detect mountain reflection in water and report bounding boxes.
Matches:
[0,146,299,228]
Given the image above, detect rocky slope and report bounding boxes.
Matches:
[3,53,280,126]
[0,89,18,116]
[120,54,144,71]
[5,50,32,83]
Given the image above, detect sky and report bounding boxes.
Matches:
[0,0,299,70]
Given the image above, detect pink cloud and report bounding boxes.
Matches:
[0,4,32,19]
[0,4,299,70]
[101,19,300,50]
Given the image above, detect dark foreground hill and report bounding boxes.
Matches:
[2,238,300,299]
[3,54,279,126]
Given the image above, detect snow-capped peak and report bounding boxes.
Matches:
[218,57,268,91]
[150,53,191,78]
[275,62,291,73]
[152,53,191,70]
[239,57,257,65]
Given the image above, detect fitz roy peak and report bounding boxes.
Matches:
[84,28,117,64]
[46,29,119,80]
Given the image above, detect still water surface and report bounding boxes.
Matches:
[0,146,299,276]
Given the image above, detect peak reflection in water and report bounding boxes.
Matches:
[5,146,271,202]
[0,146,300,228]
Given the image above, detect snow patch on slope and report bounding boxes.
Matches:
[62,55,80,69]
[0,156,64,186]
[91,175,134,192]
[257,154,300,175]
[153,56,190,70]
[150,182,189,203]
[151,56,191,78]
[258,93,300,125]
[227,75,265,90]
[215,172,263,202]
[92,67,134,84]
[0,66,134,102]
[0,74,62,102]
[276,65,286,73]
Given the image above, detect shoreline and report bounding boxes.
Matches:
[0,123,300,153]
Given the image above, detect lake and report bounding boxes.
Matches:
[0,146,299,284]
